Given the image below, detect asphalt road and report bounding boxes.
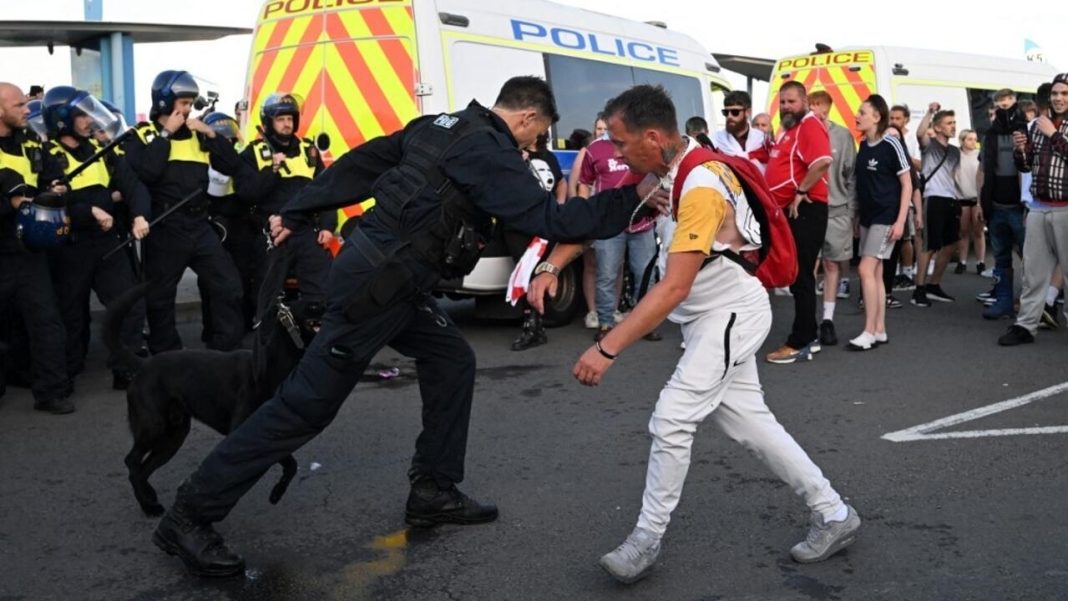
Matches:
[2,270,1068,601]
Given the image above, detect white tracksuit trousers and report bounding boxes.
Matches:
[636,306,843,535]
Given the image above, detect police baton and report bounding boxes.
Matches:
[256,125,291,174]
[58,128,134,186]
[101,188,203,261]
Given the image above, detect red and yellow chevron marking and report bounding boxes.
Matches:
[245,0,420,230]
[767,51,876,141]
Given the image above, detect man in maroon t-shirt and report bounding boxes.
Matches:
[579,137,660,342]
[764,81,833,364]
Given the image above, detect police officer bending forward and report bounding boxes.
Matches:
[153,76,668,577]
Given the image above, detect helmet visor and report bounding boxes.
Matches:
[72,94,123,140]
[26,101,47,140]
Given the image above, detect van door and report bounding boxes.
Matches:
[245,1,420,225]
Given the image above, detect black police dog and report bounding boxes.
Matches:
[103,249,321,517]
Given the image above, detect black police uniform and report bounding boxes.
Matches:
[0,130,70,408]
[236,134,335,308]
[169,101,646,525]
[200,153,261,333]
[124,122,246,353]
[39,136,150,378]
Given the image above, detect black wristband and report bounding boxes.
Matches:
[595,341,617,360]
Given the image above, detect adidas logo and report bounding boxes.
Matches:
[866,158,879,171]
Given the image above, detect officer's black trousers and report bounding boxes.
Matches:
[144,218,243,353]
[50,234,145,375]
[176,245,475,523]
[0,251,69,402]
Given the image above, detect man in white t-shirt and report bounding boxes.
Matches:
[528,84,859,585]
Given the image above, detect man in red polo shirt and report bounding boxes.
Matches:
[765,81,833,364]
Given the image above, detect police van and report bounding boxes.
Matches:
[766,46,1058,147]
[243,0,732,323]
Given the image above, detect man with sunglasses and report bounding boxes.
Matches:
[712,90,768,174]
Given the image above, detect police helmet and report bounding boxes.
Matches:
[260,93,302,136]
[150,70,200,118]
[42,86,120,140]
[26,99,47,141]
[15,191,71,251]
[96,99,130,140]
[202,112,240,142]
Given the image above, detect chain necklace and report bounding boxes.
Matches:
[629,145,686,225]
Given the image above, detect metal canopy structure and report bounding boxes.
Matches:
[712,52,776,96]
[0,21,250,49]
[0,7,250,123]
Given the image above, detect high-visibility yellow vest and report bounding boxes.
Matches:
[134,122,210,165]
[250,137,316,179]
[49,142,110,191]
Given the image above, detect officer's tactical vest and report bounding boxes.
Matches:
[0,133,43,189]
[134,122,210,165]
[251,137,317,179]
[373,110,497,278]
[48,141,110,191]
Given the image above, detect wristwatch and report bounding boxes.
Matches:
[534,262,560,277]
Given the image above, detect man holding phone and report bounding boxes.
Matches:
[1000,75,1068,345]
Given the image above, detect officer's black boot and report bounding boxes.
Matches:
[404,477,499,528]
[153,502,245,577]
[510,311,547,351]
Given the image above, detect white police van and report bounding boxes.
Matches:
[245,0,732,323]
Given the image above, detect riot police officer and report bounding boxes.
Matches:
[38,86,151,389]
[0,82,72,413]
[154,76,668,576]
[235,92,334,308]
[199,112,259,332]
[124,70,247,353]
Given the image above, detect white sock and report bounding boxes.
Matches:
[1047,286,1059,306]
[903,265,915,277]
[823,503,850,523]
[823,302,836,322]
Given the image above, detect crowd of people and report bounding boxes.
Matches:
[0,73,335,414]
[548,78,1068,360]
[6,64,1067,585]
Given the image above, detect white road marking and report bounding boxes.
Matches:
[882,381,1068,442]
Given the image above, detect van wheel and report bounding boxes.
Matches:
[542,261,583,328]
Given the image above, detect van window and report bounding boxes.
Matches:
[545,54,702,146]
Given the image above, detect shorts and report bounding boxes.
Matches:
[860,224,894,259]
[924,196,961,251]
[822,204,854,262]
[959,198,978,207]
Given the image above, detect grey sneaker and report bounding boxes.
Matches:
[598,526,661,584]
[790,505,861,563]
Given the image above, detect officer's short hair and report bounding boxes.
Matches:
[685,116,708,136]
[603,85,677,135]
[494,76,559,123]
[723,90,752,109]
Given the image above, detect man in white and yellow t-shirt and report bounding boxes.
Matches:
[528,85,860,585]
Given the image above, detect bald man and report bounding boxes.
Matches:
[752,113,774,138]
[0,82,73,413]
